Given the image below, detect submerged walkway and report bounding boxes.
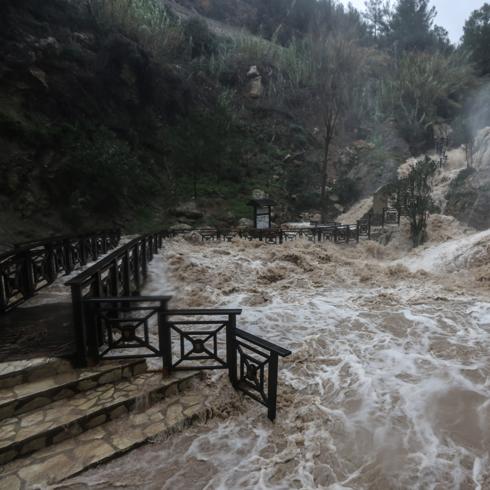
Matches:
[0,235,134,362]
[0,303,74,362]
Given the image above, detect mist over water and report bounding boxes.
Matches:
[62,227,490,489]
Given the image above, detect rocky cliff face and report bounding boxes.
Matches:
[446,128,490,230]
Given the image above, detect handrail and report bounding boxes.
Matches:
[0,229,120,312]
[166,308,243,316]
[66,236,145,287]
[162,221,371,244]
[84,296,173,303]
[236,328,292,358]
[0,230,119,261]
[67,231,166,366]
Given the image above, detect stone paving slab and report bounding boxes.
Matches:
[0,360,146,421]
[0,358,73,390]
[0,377,237,490]
[0,370,196,465]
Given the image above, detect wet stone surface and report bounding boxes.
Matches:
[0,376,234,489]
[0,370,196,465]
[0,360,146,421]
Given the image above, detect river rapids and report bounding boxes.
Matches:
[61,217,490,490]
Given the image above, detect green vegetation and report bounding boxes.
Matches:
[392,156,439,246]
[2,0,489,239]
[382,51,476,149]
[87,0,182,58]
[53,127,160,222]
[462,3,490,76]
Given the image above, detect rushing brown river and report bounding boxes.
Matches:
[60,218,490,489]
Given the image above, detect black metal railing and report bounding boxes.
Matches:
[166,221,371,245]
[74,299,291,420]
[0,230,120,312]
[163,309,291,421]
[235,327,291,421]
[66,232,164,367]
[369,208,401,228]
[83,296,171,361]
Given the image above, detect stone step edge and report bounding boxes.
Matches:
[0,371,199,466]
[0,358,73,390]
[0,360,147,422]
[1,378,238,489]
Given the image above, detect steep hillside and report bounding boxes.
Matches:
[6,0,479,246]
[0,0,400,245]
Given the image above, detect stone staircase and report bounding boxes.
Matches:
[0,357,224,489]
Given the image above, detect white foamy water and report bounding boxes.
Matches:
[400,228,490,274]
[61,233,490,490]
[337,197,373,224]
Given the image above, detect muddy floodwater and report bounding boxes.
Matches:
[61,220,490,489]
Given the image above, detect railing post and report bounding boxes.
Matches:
[368,214,372,240]
[122,250,131,296]
[71,284,88,367]
[133,245,141,294]
[159,300,172,375]
[227,313,238,388]
[80,238,87,266]
[356,222,360,243]
[63,239,73,275]
[91,237,97,261]
[45,244,57,283]
[267,352,279,421]
[141,239,148,279]
[148,237,154,261]
[109,260,118,296]
[20,251,35,300]
[0,259,9,311]
[102,231,108,254]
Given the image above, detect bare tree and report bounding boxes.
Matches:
[308,33,366,222]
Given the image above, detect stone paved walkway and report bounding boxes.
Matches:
[0,369,198,465]
[1,376,238,489]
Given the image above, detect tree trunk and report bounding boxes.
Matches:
[320,134,332,224]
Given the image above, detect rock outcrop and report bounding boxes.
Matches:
[446,127,490,230]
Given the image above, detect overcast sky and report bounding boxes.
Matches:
[341,0,486,43]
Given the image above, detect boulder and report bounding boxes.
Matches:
[248,77,263,98]
[247,65,260,78]
[173,201,204,220]
[246,65,263,98]
[252,189,266,200]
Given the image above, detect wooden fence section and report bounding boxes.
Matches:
[0,230,120,313]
